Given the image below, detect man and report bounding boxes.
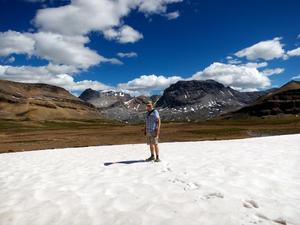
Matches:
[144,101,161,162]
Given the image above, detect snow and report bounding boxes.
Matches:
[0,134,300,225]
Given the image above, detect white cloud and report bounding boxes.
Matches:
[0,31,35,56]
[34,0,124,36]
[0,0,183,94]
[45,63,78,74]
[117,52,138,58]
[227,58,242,65]
[0,0,180,68]
[165,11,180,20]
[261,68,284,76]
[243,62,268,68]
[235,37,285,61]
[0,31,120,69]
[0,64,110,91]
[32,32,104,69]
[191,62,271,91]
[138,0,183,15]
[291,75,300,80]
[102,58,123,65]
[117,74,182,95]
[287,47,300,57]
[103,25,143,43]
[297,34,300,39]
[34,0,181,36]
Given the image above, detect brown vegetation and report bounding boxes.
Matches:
[1,115,300,153]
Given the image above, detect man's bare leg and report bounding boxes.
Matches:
[145,144,155,161]
[154,144,159,160]
[150,144,155,156]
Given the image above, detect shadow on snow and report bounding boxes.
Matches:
[104,159,146,166]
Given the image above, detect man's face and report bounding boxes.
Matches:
[146,105,152,111]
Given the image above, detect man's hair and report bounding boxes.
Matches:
[146,101,153,106]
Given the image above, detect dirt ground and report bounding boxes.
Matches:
[1,116,300,153]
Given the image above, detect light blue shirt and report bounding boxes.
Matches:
[145,109,160,134]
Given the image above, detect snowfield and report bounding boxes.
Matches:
[0,134,300,225]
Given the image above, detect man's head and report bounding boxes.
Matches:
[146,101,153,111]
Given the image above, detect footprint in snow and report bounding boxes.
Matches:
[201,192,224,200]
[243,200,259,209]
[168,178,201,191]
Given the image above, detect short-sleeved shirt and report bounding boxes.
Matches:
[145,109,160,134]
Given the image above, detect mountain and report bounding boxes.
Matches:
[156,80,267,121]
[79,80,267,122]
[79,89,131,108]
[79,89,160,123]
[0,79,101,121]
[224,80,300,118]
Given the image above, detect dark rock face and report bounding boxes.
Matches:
[156,80,225,107]
[226,80,300,117]
[79,89,131,108]
[155,80,265,121]
[234,81,300,116]
[79,89,151,122]
[157,80,263,108]
[79,88,101,101]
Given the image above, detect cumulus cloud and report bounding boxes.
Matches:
[235,37,285,61]
[117,52,138,58]
[298,34,300,39]
[243,62,268,68]
[191,62,271,91]
[227,58,242,65]
[34,0,182,36]
[261,68,285,76]
[165,11,180,20]
[292,75,300,80]
[117,74,182,95]
[0,64,110,91]
[34,0,124,36]
[0,31,35,56]
[0,0,182,92]
[138,0,183,15]
[103,25,143,43]
[287,47,300,57]
[0,31,121,69]
[32,32,104,69]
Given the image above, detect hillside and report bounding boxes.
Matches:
[0,79,102,121]
[225,80,300,117]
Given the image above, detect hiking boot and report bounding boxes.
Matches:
[145,156,155,161]
[154,158,161,162]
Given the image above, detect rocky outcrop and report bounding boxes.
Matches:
[225,80,300,117]
[79,89,131,108]
[79,88,161,123]
[155,80,266,121]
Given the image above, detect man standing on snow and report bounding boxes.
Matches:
[144,101,161,162]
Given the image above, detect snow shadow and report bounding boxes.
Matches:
[104,159,146,166]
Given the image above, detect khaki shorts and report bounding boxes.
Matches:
[146,133,159,145]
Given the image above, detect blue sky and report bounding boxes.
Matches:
[0,0,299,96]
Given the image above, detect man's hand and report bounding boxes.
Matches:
[155,128,160,138]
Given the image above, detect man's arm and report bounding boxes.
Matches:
[155,117,161,137]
